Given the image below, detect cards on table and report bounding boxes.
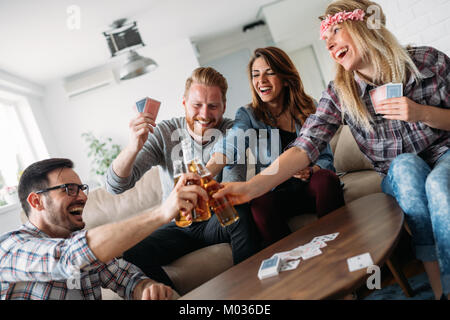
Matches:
[311,232,339,243]
[347,253,374,272]
[369,83,403,113]
[264,233,339,277]
[258,255,281,280]
[135,97,161,120]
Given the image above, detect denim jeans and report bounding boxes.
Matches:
[381,150,450,294]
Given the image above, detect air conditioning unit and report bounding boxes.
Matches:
[63,67,116,98]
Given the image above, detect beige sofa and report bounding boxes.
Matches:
[82,125,383,299]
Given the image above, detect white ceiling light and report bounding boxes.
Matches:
[103,19,158,81]
[119,50,158,80]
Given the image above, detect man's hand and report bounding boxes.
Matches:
[128,112,157,153]
[159,173,209,223]
[135,279,173,300]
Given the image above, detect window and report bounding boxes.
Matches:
[0,101,37,207]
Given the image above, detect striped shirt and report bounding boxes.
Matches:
[0,222,147,300]
[291,46,450,175]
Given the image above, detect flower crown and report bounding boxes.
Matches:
[320,9,366,40]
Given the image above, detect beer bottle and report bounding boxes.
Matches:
[173,160,192,228]
[196,164,240,227]
[186,159,211,222]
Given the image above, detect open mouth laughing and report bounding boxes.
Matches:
[334,47,349,61]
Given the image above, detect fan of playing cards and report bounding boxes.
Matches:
[271,233,339,273]
[369,82,403,114]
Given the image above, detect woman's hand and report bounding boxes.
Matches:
[293,165,319,181]
[377,97,424,123]
[212,181,253,206]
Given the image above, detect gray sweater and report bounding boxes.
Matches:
[105,117,245,200]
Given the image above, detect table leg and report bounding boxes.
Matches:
[386,257,414,298]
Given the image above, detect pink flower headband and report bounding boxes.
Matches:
[320,9,366,40]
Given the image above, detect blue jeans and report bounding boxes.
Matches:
[381,150,450,295]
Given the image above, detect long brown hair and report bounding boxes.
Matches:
[320,0,422,130]
[247,47,316,127]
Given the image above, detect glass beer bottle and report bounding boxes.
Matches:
[173,160,192,228]
[196,163,239,227]
[185,159,211,222]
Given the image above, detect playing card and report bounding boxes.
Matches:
[301,248,322,260]
[135,97,161,120]
[386,83,403,99]
[309,240,327,248]
[143,97,161,119]
[347,253,374,272]
[279,259,301,272]
[272,250,298,261]
[370,83,403,113]
[135,98,146,113]
[311,233,339,243]
[369,85,387,112]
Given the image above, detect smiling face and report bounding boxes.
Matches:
[251,56,285,108]
[323,23,365,72]
[183,82,225,141]
[37,168,87,236]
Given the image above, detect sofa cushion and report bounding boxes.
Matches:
[163,243,233,296]
[83,168,163,229]
[333,126,373,174]
[340,170,382,203]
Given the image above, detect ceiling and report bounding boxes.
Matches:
[0,0,277,85]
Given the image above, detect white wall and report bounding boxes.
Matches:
[376,0,450,56]
[197,25,275,119]
[43,38,199,185]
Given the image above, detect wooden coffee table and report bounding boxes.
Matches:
[180,193,405,300]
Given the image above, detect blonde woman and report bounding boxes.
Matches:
[214,0,450,299]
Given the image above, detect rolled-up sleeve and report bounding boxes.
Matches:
[98,258,148,300]
[290,84,343,164]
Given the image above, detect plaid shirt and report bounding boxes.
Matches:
[292,46,450,175]
[0,222,148,300]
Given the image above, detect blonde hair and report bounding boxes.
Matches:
[184,67,228,104]
[320,0,422,130]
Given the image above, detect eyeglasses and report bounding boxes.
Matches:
[35,183,89,197]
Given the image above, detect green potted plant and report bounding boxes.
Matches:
[81,132,121,185]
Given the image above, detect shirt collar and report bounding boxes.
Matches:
[24,220,50,238]
[353,66,435,97]
[353,72,371,98]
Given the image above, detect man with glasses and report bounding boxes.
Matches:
[0,158,207,300]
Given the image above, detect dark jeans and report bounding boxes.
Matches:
[123,203,260,290]
[250,169,345,246]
